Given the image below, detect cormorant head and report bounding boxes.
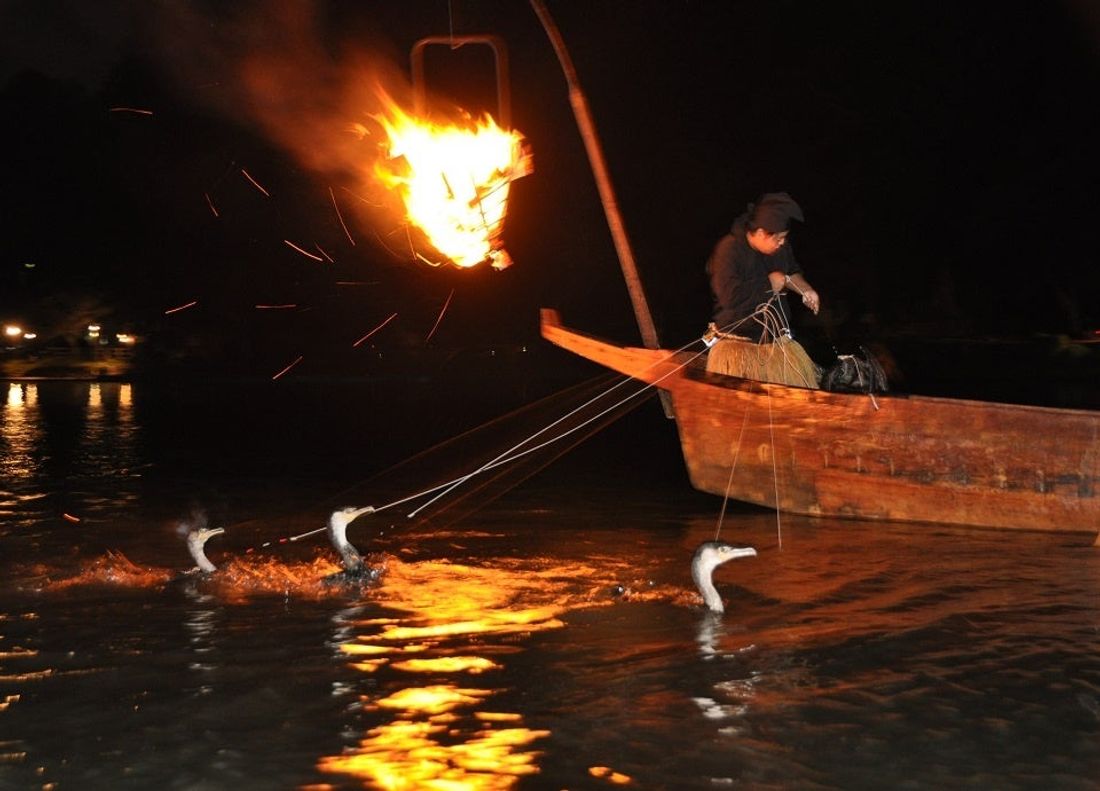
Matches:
[692,540,757,571]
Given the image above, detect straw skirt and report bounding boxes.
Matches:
[705,336,822,388]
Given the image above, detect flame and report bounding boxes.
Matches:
[374,94,532,270]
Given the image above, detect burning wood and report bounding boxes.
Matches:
[373,94,532,270]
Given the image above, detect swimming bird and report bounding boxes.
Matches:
[325,506,381,584]
[691,540,757,613]
[186,526,225,574]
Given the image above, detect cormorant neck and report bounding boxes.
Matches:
[698,576,725,613]
[186,529,223,574]
[338,541,363,572]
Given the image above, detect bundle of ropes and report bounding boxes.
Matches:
[703,292,889,396]
[207,295,888,569]
[703,294,823,388]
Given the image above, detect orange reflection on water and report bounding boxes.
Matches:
[6,382,25,407]
[375,607,565,642]
[366,559,573,639]
[340,643,392,656]
[0,668,53,683]
[318,716,549,791]
[391,656,500,674]
[351,659,389,673]
[319,557,579,789]
[1,383,41,481]
[590,765,634,784]
[474,712,522,723]
[375,684,491,716]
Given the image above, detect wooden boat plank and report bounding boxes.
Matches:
[540,309,1100,534]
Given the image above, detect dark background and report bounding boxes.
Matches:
[2,0,1098,387]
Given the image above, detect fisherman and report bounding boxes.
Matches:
[704,192,822,387]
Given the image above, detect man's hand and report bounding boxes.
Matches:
[784,272,820,315]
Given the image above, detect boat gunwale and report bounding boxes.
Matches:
[683,364,1100,419]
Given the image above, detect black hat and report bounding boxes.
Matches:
[749,192,804,233]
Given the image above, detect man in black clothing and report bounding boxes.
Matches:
[704,192,822,386]
[706,192,820,340]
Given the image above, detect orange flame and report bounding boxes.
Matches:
[374,94,532,270]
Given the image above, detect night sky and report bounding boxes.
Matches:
[2,0,1098,379]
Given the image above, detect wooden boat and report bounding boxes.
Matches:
[541,309,1100,538]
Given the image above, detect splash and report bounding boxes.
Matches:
[47,551,174,590]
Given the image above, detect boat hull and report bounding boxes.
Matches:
[541,309,1100,535]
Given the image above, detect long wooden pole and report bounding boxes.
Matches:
[529,0,660,353]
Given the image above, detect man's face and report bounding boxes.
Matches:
[747,228,789,256]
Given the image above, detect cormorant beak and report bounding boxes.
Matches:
[724,547,757,560]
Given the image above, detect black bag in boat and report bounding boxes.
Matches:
[820,347,889,394]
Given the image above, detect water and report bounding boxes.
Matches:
[2,379,1099,790]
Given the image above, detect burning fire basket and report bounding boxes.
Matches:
[371,35,530,270]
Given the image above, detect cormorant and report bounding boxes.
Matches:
[691,540,756,613]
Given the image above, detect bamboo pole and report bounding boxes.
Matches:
[529,2,658,349]
[530,0,673,416]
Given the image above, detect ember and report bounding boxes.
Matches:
[374,93,532,270]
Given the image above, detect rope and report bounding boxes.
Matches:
[713,405,751,541]
[279,333,716,546]
[713,295,799,547]
[252,298,805,555]
[767,385,783,549]
[750,297,819,389]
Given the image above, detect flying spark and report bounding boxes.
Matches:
[241,168,270,197]
[272,355,304,380]
[424,289,454,344]
[404,225,442,267]
[353,312,398,347]
[314,243,334,263]
[164,301,198,315]
[283,240,323,262]
[204,192,220,217]
[109,107,153,115]
[340,186,382,208]
[329,187,356,245]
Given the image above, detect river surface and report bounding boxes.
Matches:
[2,378,1099,790]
